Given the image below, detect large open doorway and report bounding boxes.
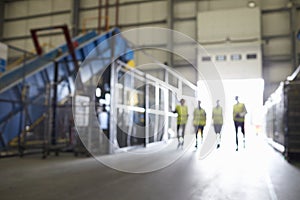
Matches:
[197,78,264,153]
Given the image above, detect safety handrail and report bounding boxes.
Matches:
[116,60,197,93]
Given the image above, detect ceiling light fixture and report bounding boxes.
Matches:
[248,1,256,8]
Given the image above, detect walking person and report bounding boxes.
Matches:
[233,96,247,151]
[212,100,223,149]
[193,101,206,148]
[175,99,188,148]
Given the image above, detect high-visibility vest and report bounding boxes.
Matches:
[233,103,247,122]
[193,108,206,126]
[175,105,188,125]
[212,106,223,125]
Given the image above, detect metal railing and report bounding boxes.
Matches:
[109,59,197,148]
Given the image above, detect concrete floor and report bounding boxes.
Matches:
[1,133,300,200]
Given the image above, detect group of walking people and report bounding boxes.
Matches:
[175,96,247,151]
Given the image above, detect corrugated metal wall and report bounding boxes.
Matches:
[1,0,299,99]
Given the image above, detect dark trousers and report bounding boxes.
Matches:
[213,124,222,134]
[177,124,186,140]
[195,125,204,141]
[234,121,245,147]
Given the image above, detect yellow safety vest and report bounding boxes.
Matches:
[233,103,247,122]
[175,105,188,125]
[193,108,206,126]
[213,106,223,125]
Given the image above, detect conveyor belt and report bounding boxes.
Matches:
[0,28,133,149]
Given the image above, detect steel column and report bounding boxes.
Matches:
[0,0,4,40]
[51,61,58,145]
[155,85,159,142]
[109,36,117,153]
[167,0,174,67]
[105,0,109,31]
[115,0,119,27]
[72,0,80,36]
[290,4,298,69]
[98,0,102,34]
[144,78,149,147]
[195,0,199,82]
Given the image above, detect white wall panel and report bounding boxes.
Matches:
[121,23,167,32]
[3,21,27,37]
[79,8,115,30]
[28,0,52,15]
[149,50,168,63]
[197,0,289,11]
[198,42,262,79]
[197,8,260,42]
[124,27,168,47]
[79,10,99,31]
[152,2,167,21]
[3,0,72,51]
[24,38,36,53]
[139,3,155,22]
[51,14,71,26]
[198,0,246,12]
[80,0,97,8]
[6,40,26,52]
[196,7,263,82]
[5,0,70,20]
[119,4,139,24]
[6,38,36,57]
[137,2,166,22]
[4,15,71,39]
[174,21,195,39]
[27,17,51,30]
[4,1,28,18]
[79,10,98,19]
[263,38,291,56]
[262,12,290,36]
[119,2,166,25]
[141,28,167,45]
[134,50,168,69]
[119,0,145,3]
[109,8,117,26]
[197,10,226,42]
[174,44,196,62]
[260,0,289,9]
[175,66,197,84]
[52,0,71,11]
[174,1,196,18]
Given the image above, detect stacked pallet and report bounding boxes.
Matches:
[265,67,300,160]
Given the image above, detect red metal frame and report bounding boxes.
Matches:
[30,24,79,71]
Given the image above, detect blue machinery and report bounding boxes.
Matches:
[0,27,132,156]
[0,27,197,157]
